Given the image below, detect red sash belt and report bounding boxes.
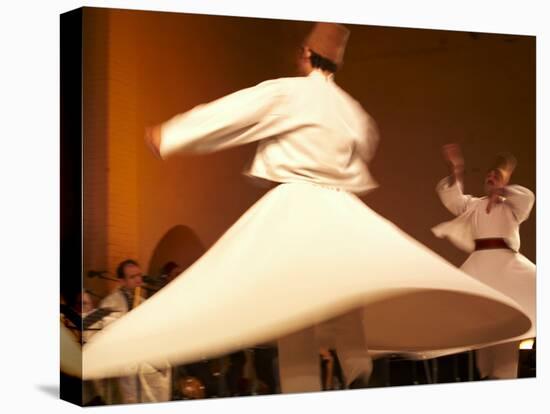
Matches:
[474,238,511,251]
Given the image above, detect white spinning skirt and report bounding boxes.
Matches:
[83,183,530,379]
[60,322,82,378]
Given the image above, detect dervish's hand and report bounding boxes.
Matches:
[145,125,162,159]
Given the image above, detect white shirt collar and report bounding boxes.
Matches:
[308,69,335,82]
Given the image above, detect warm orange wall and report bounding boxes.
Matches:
[341,25,536,266]
[104,11,140,276]
[82,9,535,295]
[83,9,110,296]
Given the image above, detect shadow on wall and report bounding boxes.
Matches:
[148,225,206,277]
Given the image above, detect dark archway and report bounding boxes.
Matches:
[147,225,206,278]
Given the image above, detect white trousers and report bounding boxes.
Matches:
[278,309,372,393]
[476,341,520,379]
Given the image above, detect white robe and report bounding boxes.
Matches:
[93,289,172,404]
[432,177,536,378]
[83,71,531,387]
[160,70,379,194]
[60,321,82,378]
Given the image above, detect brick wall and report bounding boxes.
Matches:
[105,12,140,275]
[83,9,110,297]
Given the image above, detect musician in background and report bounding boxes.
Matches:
[75,290,95,315]
[144,261,184,297]
[95,259,172,404]
[161,261,183,285]
[60,290,100,405]
[76,291,108,405]
[61,290,94,340]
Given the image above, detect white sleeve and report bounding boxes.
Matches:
[356,113,379,164]
[435,176,476,216]
[159,79,287,158]
[504,185,535,223]
[98,293,126,329]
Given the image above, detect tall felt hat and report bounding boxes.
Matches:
[303,22,350,66]
[490,152,517,183]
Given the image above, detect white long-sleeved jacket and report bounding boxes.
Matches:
[432,176,535,252]
[160,70,379,194]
